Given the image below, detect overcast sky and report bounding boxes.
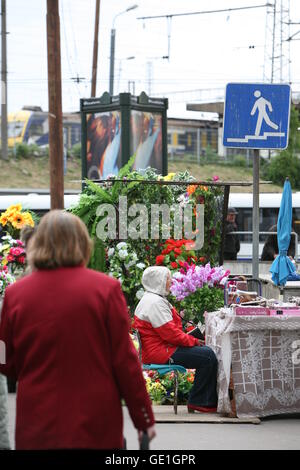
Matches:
[4,0,300,118]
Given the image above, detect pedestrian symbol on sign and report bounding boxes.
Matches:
[251,90,279,136]
[223,83,291,149]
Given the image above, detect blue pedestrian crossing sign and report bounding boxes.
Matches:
[223,83,291,149]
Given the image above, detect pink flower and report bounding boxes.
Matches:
[212,175,219,181]
[10,247,25,257]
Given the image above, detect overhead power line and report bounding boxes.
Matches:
[137,3,272,60]
[137,3,273,21]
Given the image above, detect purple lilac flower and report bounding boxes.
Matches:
[170,262,229,300]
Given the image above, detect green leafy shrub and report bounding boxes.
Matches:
[201,146,219,164]
[15,143,30,159]
[263,151,300,190]
[232,155,247,167]
[71,143,81,159]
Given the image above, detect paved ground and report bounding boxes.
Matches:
[7,394,300,450]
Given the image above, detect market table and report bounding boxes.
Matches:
[260,274,300,302]
[205,310,300,418]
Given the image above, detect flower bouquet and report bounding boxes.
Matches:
[0,266,15,297]
[0,204,35,239]
[155,239,199,271]
[143,369,195,405]
[0,235,26,275]
[144,375,167,405]
[107,241,147,310]
[170,262,230,324]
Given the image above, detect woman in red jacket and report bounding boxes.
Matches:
[134,266,218,413]
[0,210,155,450]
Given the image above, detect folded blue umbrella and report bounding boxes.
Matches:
[270,179,296,286]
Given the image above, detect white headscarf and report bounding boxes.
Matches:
[135,266,173,328]
[141,266,171,297]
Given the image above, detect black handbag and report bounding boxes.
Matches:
[187,326,205,340]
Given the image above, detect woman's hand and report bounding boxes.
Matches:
[198,339,205,347]
[179,310,185,319]
[138,425,156,444]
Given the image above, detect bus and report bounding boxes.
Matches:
[229,192,300,260]
[0,192,80,219]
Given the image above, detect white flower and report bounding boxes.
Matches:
[136,262,146,269]
[0,280,3,288]
[107,248,115,257]
[118,249,128,260]
[132,253,138,261]
[116,242,127,250]
[125,260,135,269]
[136,288,145,300]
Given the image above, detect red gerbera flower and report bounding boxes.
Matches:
[156,255,165,265]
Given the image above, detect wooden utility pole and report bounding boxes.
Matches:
[91,0,100,97]
[1,0,8,160]
[46,0,64,209]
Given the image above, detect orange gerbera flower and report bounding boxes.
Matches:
[187,185,197,195]
[0,214,8,226]
[11,212,26,229]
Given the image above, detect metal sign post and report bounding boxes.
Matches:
[252,149,260,279]
[223,82,291,279]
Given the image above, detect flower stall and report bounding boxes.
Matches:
[70,162,249,406]
[70,160,234,316]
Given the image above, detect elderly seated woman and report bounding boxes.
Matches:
[134,266,218,413]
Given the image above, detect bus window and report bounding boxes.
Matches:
[236,208,252,242]
[261,208,278,233]
[236,207,279,242]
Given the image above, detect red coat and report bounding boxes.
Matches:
[0,266,154,449]
[134,306,199,364]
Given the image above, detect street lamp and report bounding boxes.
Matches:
[109,4,138,96]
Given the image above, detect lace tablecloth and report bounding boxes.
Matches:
[205,310,300,418]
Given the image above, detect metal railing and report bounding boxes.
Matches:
[228,231,299,262]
